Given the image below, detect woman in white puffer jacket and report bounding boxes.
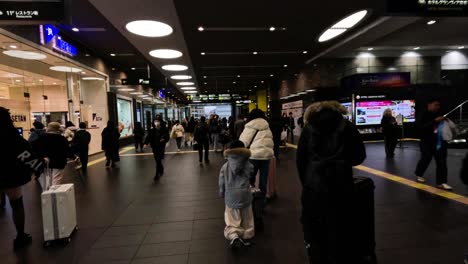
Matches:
[239,109,274,195]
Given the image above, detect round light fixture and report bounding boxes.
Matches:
[149,49,183,59]
[176,82,195,86]
[253,51,258,55]
[181,87,196,90]
[3,50,47,60]
[458,46,465,49]
[283,64,288,67]
[201,52,206,55]
[413,47,420,50]
[269,26,276,31]
[162,64,188,71]
[270,74,274,77]
[198,26,205,32]
[118,88,135,92]
[9,45,17,49]
[367,47,374,51]
[233,81,236,84]
[125,20,173,37]
[302,51,308,54]
[131,67,136,70]
[318,10,368,42]
[203,76,207,79]
[170,75,192,80]
[82,77,104,81]
[184,90,198,94]
[50,66,82,73]
[72,27,80,32]
[110,53,116,56]
[427,20,437,25]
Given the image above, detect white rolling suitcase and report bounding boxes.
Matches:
[41,168,77,246]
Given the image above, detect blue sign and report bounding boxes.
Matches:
[159,91,165,99]
[40,24,77,56]
[43,24,58,44]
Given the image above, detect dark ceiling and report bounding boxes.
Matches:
[173,0,385,94]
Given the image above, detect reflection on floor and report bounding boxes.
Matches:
[0,142,467,264]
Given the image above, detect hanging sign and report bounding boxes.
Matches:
[0,1,65,24]
[39,24,77,56]
[387,0,468,16]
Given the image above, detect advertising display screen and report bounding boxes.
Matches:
[356,100,415,126]
[117,98,133,137]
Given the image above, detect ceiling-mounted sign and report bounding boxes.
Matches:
[342,73,411,89]
[39,24,77,56]
[387,0,468,16]
[0,0,65,24]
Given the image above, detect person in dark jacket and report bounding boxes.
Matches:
[209,115,221,152]
[194,116,210,164]
[186,116,196,146]
[34,122,71,186]
[72,122,91,175]
[381,108,399,158]
[101,121,120,168]
[144,115,169,181]
[0,107,41,250]
[296,101,366,264]
[133,122,144,153]
[28,121,45,143]
[414,99,452,190]
[269,108,284,159]
[287,112,296,143]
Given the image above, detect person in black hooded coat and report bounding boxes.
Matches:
[101,121,120,168]
[297,101,366,264]
[144,115,169,181]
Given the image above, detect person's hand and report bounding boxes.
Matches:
[435,116,445,123]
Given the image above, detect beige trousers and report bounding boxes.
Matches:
[40,169,64,190]
[224,205,255,240]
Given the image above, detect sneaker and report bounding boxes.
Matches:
[13,233,32,250]
[416,177,426,183]
[230,238,242,249]
[437,183,453,190]
[239,238,252,247]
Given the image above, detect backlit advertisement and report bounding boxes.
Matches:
[356,100,415,126]
[117,98,133,137]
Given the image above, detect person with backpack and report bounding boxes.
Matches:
[297,101,366,264]
[144,116,169,182]
[219,140,255,248]
[72,122,91,175]
[194,116,210,165]
[210,114,222,152]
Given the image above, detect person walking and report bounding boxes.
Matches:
[0,107,42,250]
[219,140,255,248]
[28,121,45,143]
[101,121,120,168]
[287,112,296,143]
[415,99,452,190]
[239,109,274,196]
[194,116,210,164]
[171,120,185,152]
[234,114,246,140]
[187,116,196,146]
[133,122,145,153]
[181,117,189,147]
[296,101,366,264]
[381,108,399,158]
[72,122,91,175]
[144,116,169,181]
[210,114,221,152]
[33,122,70,186]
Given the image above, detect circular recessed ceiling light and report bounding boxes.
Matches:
[367,47,374,51]
[283,64,288,67]
[176,82,195,86]
[261,81,264,83]
[72,27,80,32]
[110,53,116,56]
[318,10,368,42]
[82,77,104,81]
[3,50,47,60]
[184,90,198,94]
[85,54,90,57]
[237,75,240,78]
[50,66,82,73]
[181,87,197,90]
[9,45,17,49]
[270,74,274,77]
[171,75,192,80]
[203,76,207,78]
[233,81,236,84]
[269,26,276,31]
[118,88,135,92]
[413,47,420,50]
[125,20,173,37]
[458,46,465,49]
[149,49,183,59]
[427,20,437,25]
[302,51,308,54]
[201,52,206,55]
[253,51,258,55]
[198,26,205,32]
[162,64,188,71]
[131,67,136,70]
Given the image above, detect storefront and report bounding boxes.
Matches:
[0,30,109,155]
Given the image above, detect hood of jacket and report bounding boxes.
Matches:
[245,118,269,131]
[224,148,251,175]
[304,101,347,126]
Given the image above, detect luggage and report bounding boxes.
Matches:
[251,187,265,228]
[353,176,377,264]
[41,167,77,246]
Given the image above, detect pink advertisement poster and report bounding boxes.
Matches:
[356,100,415,126]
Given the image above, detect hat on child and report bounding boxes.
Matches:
[229,140,245,149]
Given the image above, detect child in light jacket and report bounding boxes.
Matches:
[219,140,255,248]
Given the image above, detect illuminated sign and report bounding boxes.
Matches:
[158,90,165,99]
[0,1,65,23]
[387,0,468,16]
[40,24,77,56]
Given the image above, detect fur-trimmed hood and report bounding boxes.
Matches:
[304,101,347,125]
[224,148,251,158]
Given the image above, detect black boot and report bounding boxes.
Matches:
[10,197,32,250]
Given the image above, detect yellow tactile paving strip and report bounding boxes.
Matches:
[286,143,468,206]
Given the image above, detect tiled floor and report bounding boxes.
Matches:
[0,141,467,264]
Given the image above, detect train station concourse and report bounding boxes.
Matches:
[0,0,468,264]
